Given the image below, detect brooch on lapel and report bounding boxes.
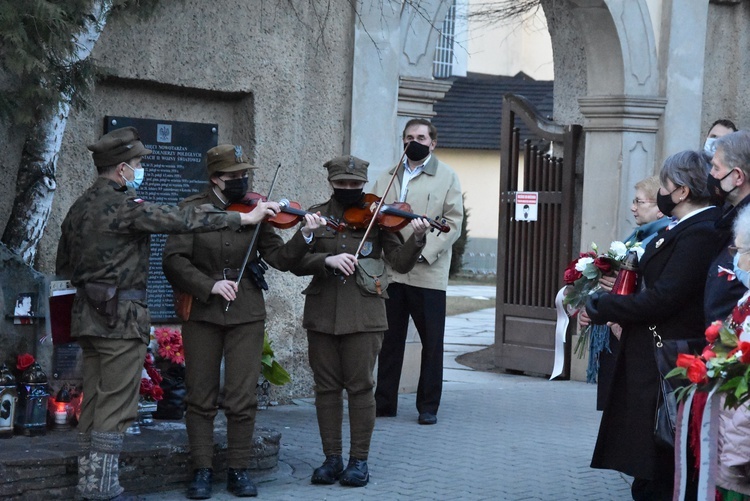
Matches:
[655,238,664,248]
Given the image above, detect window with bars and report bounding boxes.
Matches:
[433,0,456,79]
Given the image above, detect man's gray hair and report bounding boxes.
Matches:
[659,150,710,202]
[715,130,750,179]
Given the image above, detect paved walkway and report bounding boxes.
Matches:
[142,285,633,500]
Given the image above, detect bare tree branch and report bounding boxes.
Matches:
[466,0,542,27]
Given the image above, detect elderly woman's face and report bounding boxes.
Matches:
[631,188,661,225]
[734,233,750,272]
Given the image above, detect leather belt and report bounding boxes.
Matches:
[212,268,243,281]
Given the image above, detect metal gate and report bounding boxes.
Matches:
[494,94,581,378]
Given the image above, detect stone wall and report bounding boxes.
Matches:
[0,0,356,401]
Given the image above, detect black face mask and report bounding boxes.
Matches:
[222,177,248,203]
[333,188,363,206]
[706,169,737,206]
[656,187,680,217]
[404,141,431,162]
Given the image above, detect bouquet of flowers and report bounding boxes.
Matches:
[153,326,185,365]
[562,240,645,358]
[668,299,750,408]
[140,351,163,402]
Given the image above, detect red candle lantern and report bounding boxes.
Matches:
[611,250,639,296]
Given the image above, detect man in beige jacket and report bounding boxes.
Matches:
[373,119,463,425]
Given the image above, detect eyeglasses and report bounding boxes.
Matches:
[728,245,750,257]
[632,198,656,206]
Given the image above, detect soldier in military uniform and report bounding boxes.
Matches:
[162,145,319,499]
[55,127,280,501]
[290,156,430,487]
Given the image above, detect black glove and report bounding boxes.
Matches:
[248,259,269,291]
[585,290,606,324]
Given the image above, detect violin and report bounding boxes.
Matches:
[228,192,346,232]
[343,193,450,233]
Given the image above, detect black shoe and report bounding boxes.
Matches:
[311,454,344,484]
[418,412,437,425]
[339,458,369,487]
[226,468,258,497]
[186,468,213,499]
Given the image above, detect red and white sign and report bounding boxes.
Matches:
[515,192,538,222]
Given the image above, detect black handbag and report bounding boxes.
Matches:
[650,325,705,449]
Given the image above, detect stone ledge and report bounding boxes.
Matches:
[0,414,279,499]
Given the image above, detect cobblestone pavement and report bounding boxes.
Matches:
[142,286,633,500]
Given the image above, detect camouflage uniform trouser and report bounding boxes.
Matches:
[307,330,383,460]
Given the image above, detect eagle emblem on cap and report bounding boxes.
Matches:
[347,156,355,172]
[234,145,243,163]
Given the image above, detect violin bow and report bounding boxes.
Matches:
[225,163,282,311]
[353,143,411,258]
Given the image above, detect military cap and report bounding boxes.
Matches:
[206,145,256,176]
[324,155,369,182]
[87,126,152,167]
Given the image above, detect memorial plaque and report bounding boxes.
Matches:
[104,117,219,321]
[52,342,83,380]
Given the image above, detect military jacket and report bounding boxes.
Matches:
[291,197,423,335]
[55,177,242,343]
[162,189,309,325]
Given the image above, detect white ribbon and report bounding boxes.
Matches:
[550,287,568,380]
[674,390,694,500]
[697,387,720,501]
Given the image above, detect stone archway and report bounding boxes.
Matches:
[544,0,709,253]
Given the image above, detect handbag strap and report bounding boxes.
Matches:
[650,325,663,348]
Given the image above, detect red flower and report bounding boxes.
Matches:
[685,358,708,384]
[145,363,162,385]
[16,353,35,372]
[154,327,184,365]
[593,256,612,274]
[563,260,582,285]
[140,378,154,395]
[151,385,164,401]
[702,347,717,360]
[705,321,723,344]
[676,353,699,368]
[739,342,750,364]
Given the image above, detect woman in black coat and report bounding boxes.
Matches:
[586,150,722,501]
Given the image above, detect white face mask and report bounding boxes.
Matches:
[704,137,718,157]
[122,163,145,190]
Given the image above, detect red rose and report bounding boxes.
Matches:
[739,342,750,364]
[16,353,35,372]
[676,353,698,369]
[563,266,582,285]
[593,256,612,274]
[685,358,708,384]
[705,321,723,344]
[150,385,164,401]
[140,378,154,395]
[702,346,716,360]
